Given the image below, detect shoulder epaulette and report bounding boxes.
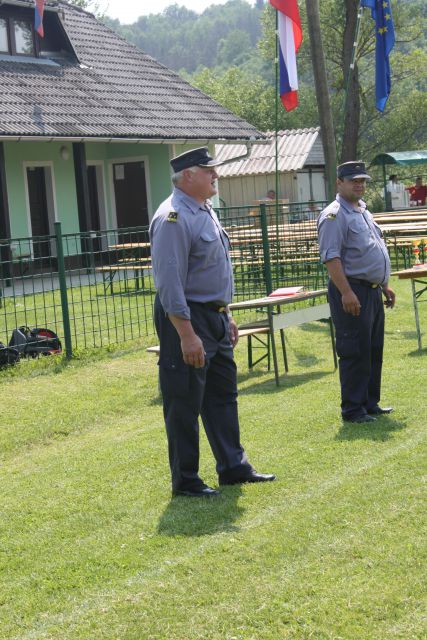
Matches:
[167,211,178,223]
[322,201,340,220]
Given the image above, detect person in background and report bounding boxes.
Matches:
[386,175,408,209]
[387,174,399,192]
[149,147,275,497]
[266,189,276,201]
[317,161,395,424]
[407,176,427,206]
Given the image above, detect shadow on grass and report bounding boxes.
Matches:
[408,346,427,357]
[157,485,244,537]
[335,416,407,442]
[238,369,332,395]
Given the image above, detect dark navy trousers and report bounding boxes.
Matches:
[154,295,252,491]
[328,280,385,420]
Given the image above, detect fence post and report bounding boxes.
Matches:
[260,203,273,295]
[55,222,73,358]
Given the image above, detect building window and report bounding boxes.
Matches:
[0,14,37,57]
[14,20,35,55]
[0,18,9,53]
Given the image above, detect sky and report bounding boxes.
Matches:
[104,0,234,23]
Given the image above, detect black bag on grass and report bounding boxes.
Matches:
[0,342,20,368]
[9,326,62,357]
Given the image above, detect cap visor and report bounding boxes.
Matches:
[349,173,371,180]
[198,160,223,167]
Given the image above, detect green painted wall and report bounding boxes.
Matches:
[4,140,78,237]
[3,140,210,240]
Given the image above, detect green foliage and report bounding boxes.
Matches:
[101,0,427,162]
[103,0,263,73]
[66,0,104,18]
[188,66,319,132]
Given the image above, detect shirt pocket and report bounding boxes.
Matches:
[199,231,222,266]
[348,218,368,234]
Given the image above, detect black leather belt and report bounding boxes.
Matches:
[189,300,227,312]
[203,301,227,312]
[347,277,380,289]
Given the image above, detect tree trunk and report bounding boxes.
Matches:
[305,0,337,201]
[340,0,361,162]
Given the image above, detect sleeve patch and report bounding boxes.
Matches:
[167,211,178,223]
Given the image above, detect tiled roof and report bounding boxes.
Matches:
[0,1,264,141]
[216,128,324,176]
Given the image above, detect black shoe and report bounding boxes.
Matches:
[343,414,377,424]
[367,406,394,415]
[172,485,220,498]
[219,471,276,486]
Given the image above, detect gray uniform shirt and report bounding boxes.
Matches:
[317,195,391,285]
[149,188,234,320]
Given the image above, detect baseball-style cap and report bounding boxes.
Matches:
[337,161,371,180]
[170,147,223,173]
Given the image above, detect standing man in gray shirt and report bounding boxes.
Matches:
[150,147,275,497]
[317,161,396,424]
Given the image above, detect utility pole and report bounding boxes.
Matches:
[305,0,337,201]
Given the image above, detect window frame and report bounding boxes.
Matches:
[0,17,10,54]
[0,14,39,57]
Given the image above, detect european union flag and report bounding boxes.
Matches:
[361,0,395,112]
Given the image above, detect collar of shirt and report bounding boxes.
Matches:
[172,187,209,216]
[337,194,367,215]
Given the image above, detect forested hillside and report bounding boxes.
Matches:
[102,0,427,160]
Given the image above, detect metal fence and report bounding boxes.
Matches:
[0,200,330,358]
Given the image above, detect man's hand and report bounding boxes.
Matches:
[382,285,396,309]
[167,314,206,368]
[181,333,205,368]
[229,317,239,348]
[342,289,362,316]
[325,258,361,316]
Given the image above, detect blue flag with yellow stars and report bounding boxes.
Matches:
[361,0,395,112]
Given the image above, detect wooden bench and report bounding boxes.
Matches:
[117,257,152,266]
[96,264,152,294]
[146,325,272,370]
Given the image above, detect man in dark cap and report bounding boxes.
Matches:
[317,161,396,424]
[149,147,275,497]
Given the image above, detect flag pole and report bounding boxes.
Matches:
[275,9,279,220]
[341,5,364,144]
[274,8,280,285]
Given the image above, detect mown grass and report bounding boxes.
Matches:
[1,278,426,640]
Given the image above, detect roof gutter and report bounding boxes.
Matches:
[219,138,259,166]
[0,135,269,145]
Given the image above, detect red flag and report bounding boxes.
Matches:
[269,0,302,111]
[34,0,45,38]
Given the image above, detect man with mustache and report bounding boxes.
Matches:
[150,147,275,497]
[317,161,395,424]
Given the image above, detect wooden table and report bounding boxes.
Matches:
[229,289,337,385]
[391,264,427,351]
[99,242,152,294]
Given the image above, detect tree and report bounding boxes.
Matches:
[305,0,336,200]
[66,0,105,18]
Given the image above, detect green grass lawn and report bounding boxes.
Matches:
[1,279,426,640]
